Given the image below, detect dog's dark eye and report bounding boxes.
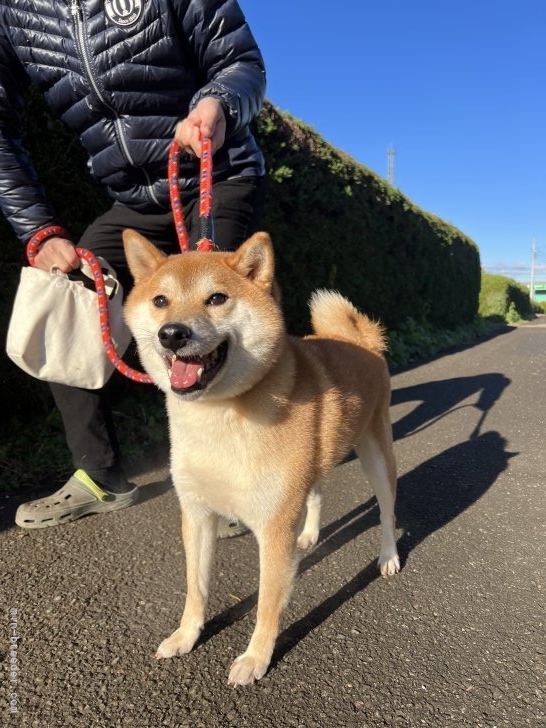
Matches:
[206,293,228,306]
[152,295,169,308]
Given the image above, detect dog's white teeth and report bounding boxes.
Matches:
[197,367,204,381]
[171,355,177,366]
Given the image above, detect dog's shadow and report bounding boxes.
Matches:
[199,372,514,667]
[391,372,510,441]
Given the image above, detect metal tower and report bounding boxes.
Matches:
[387,145,396,186]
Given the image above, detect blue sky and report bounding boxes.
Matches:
[239,0,546,282]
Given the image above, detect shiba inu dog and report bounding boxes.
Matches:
[122,229,400,686]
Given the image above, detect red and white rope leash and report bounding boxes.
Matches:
[26,138,214,385]
[169,136,214,252]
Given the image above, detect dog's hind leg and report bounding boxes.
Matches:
[228,515,299,686]
[297,485,322,550]
[354,412,400,577]
[156,506,218,659]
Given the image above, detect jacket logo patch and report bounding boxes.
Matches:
[105,0,144,27]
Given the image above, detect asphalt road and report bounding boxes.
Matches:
[1,320,544,727]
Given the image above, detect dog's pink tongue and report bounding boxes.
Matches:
[171,359,201,389]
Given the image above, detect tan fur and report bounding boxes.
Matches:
[123,229,400,686]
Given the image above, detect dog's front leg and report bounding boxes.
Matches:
[156,506,218,659]
[228,521,298,686]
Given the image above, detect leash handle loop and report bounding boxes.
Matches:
[26,225,71,266]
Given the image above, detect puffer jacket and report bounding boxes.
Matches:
[0,0,266,243]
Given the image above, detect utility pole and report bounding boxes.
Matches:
[530,238,536,301]
[387,145,396,186]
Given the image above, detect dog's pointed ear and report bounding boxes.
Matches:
[123,229,167,283]
[229,232,275,291]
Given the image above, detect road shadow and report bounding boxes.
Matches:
[391,373,511,441]
[394,430,515,562]
[135,478,173,504]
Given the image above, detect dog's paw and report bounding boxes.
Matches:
[228,651,269,686]
[378,552,400,578]
[297,529,319,550]
[155,627,200,659]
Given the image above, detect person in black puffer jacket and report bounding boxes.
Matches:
[0,0,266,530]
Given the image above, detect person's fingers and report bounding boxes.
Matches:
[33,237,80,273]
[174,116,201,156]
[174,98,226,157]
[197,98,226,153]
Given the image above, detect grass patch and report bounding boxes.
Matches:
[0,384,168,497]
[386,316,497,369]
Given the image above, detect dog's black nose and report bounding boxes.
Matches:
[158,323,192,352]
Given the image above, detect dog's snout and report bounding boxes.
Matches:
[158,323,192,351]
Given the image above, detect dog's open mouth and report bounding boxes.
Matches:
[165,340,228,394]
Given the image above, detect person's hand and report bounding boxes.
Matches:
[174,97,227,157]
[33,236,80,273]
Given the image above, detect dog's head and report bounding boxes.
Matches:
[123,230,285,401]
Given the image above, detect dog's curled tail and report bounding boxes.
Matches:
[309,289,387,354]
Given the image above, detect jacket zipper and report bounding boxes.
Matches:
[69,0,161,206]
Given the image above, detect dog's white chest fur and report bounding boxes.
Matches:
[167,398,286,527]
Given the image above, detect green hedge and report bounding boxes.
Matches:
[252,102,480,333]
[479,272,533,322]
